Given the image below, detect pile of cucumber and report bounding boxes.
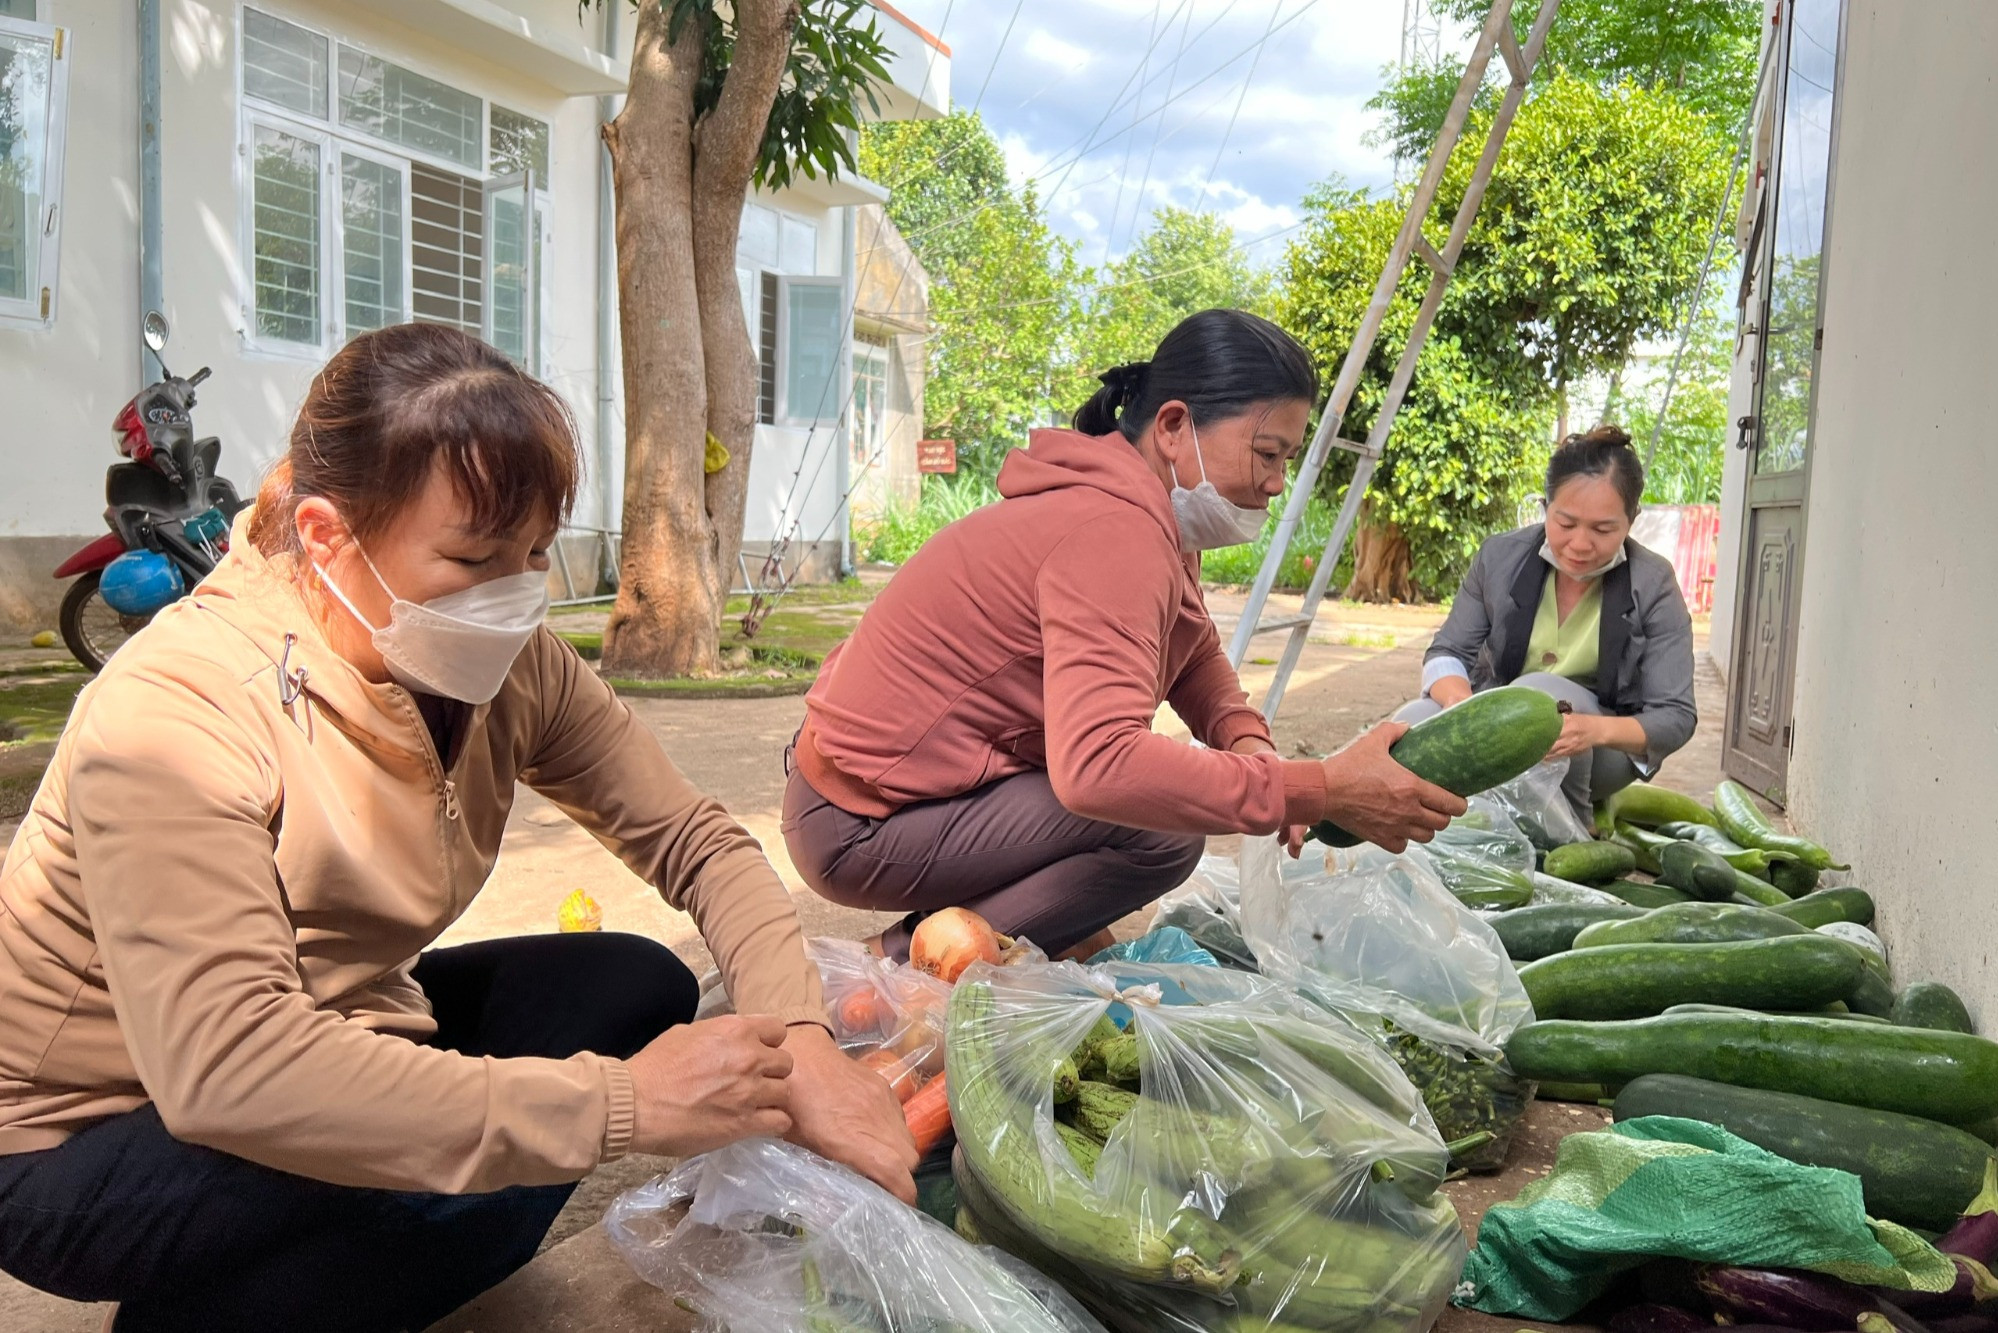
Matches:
[946,980,1469,1333]
[1484,780,1996,1232]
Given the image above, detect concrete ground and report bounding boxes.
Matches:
[0,592,1729,1332]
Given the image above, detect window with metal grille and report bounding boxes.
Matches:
[340,153,403,335]
[243,8,325,118]
[0,11,67,329]
[489,106,548,179]
[410,164,481,335]
[251,125,321,343]
[758,272,779,424]
[337,46,481,171]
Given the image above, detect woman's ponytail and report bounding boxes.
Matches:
[1070,310,1318,442]
[1072,362,1151,435]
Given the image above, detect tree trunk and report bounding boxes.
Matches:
[1343,503,1417,603]
[599,1,796,679]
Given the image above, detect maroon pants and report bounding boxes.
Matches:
[781,765,1205,959]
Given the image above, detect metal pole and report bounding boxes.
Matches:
[138,0,163,386]
[837,203,856,579]
[596,0,624,588]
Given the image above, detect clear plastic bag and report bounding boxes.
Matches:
[606,1137,1107,1333]
[1151,850,1337,972]
[1408,797,1538,908]
[1525,872,1627,907]
[946,960,1466,1333]
[1486,760,1597,850]
[1239,836,1538,1173]
[698,938,951,1099]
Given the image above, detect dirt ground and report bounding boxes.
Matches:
[0,591,1728,1332]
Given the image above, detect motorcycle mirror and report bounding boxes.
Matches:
[142,311,170,353]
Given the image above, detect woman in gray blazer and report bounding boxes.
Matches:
[1396,426,1698,819]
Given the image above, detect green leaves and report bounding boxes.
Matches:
[1279,72,1732,596]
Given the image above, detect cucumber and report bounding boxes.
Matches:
[1544,840,1639,885]
[1506,1012,1998,1123]
[1768,887,1875,928]
[1659,822,1802,879]
[1570,902,1810,950]
[1847,968,1896,1018]
[1538,1081,1616,1102]
[1731,872,1791,908]
[1713,780,1848,871]
[1612,822,1667,875]
[1771,859,1822,896]
[1449,872,1534,911]
[1606,784,1719,830]
[1657,841,1739,902]
[1516,935,1866,1021]
[1307,686,1563,847]
[1893,983,1976,1035]
[1662,1002,1890,1024]
[1489,903,1647,961]
[1612,1074,1997,1231]
[1601,879,1696,909]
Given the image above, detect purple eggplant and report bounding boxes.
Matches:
[1694,1266,1929,1333]
[1937,1160,1998,1267]
[1891,1256,1998,1317]
[1610,1303,1714,1333]
[1925,1316,1998,1333]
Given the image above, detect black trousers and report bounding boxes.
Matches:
[0,932,698,1333]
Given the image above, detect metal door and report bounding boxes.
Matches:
[1725,0,1844,803]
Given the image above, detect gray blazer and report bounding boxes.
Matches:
[1424,524,1697,771]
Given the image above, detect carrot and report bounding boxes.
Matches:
[857,1048,920,1104]
[903,1072,952,1156]
[835,988,886,1036]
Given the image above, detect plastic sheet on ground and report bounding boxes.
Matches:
[1486,760,1597,850]
[947,959,1466,1333]
[606,1136,1107,1333]
[1239,835,1537,1172]
[1087,925,1219,969]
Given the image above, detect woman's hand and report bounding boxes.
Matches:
[780,1025,920,1203]
[625,1014,794,1158]
[1427,675,1474,709]
[1546,712,1600,760]
[1318,721,1468,853]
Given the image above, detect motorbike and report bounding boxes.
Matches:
[52,312,245,671]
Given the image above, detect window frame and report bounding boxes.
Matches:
[775,274,847,427]
[236,5,560,359]
[0,11,70,332]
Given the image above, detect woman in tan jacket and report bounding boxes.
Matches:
[0,325,913,1330]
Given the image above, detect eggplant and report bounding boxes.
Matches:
[1693,1266,1929,1333]
[1891,1256,1998,1317]
[1610,1303,1714,1333]
[1937,1160,1998,1266]
[1925,1316,1998,1333]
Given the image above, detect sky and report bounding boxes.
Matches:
[881,0,1472,268]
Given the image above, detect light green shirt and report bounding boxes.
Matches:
[1524,570,1601,685]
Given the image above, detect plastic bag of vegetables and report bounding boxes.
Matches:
[1485,760,1597,850]
[1402,797,1538,909]
[698,938,951,1101]
[1149,853,1298,971]
[947,959,1467,1333]
[1239,836,1538,1173]
[606,1136,1106,1333]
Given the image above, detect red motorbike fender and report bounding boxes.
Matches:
[53,532,127,580]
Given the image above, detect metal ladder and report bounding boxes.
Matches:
[1225,0,1562,720]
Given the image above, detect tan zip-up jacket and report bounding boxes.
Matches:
[0,527,827,1192]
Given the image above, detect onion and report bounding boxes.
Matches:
[910,907,1002,983]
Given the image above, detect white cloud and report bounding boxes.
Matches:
[1021,27,1094,75]
[887,0,1443,259]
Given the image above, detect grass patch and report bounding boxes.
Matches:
[0,670,88,744]
[1334,629,1399,649]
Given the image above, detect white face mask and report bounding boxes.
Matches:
[1540,537,1629,582]
[1169,423,1270,552]
[314,543,548,704]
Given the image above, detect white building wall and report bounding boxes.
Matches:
[1781,0,1998,1027]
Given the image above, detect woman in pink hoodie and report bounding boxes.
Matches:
[784,310,1465,960]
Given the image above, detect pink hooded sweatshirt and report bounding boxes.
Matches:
[796,429,1328,834]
